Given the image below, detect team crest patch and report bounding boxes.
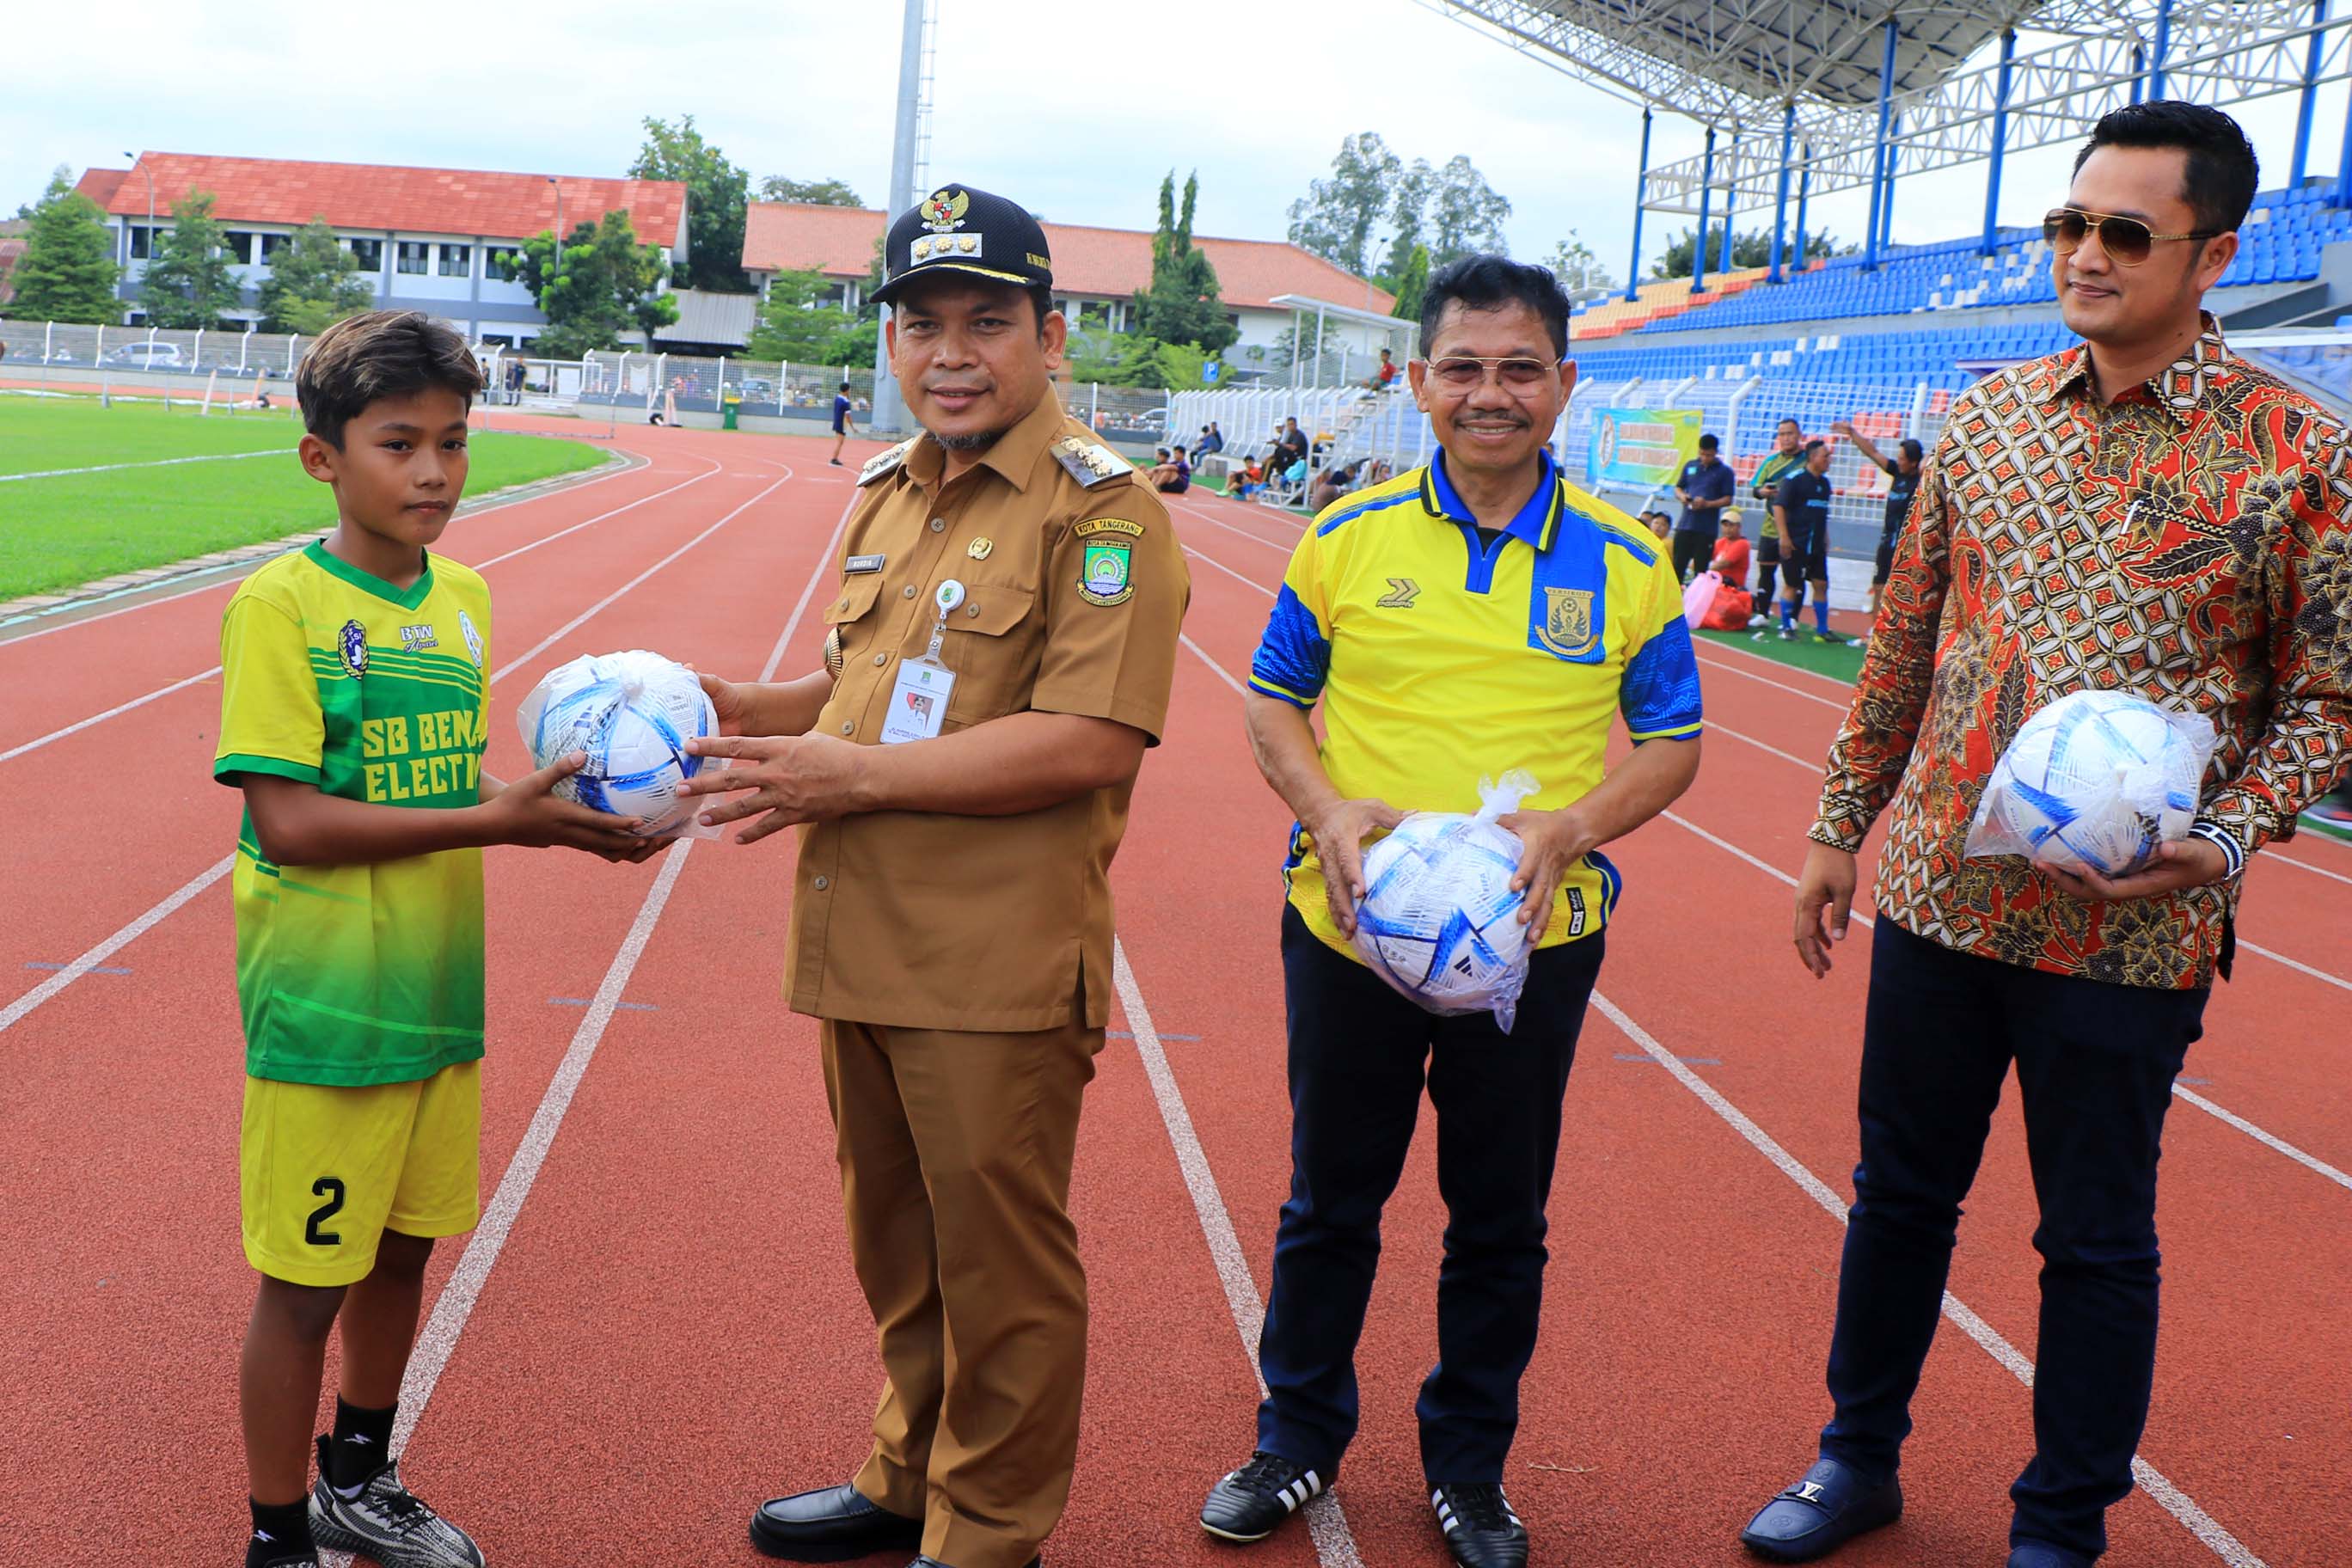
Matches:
[1535,586,1599,659]
[1074,518,1142,606]
[338,619,369,679]
[400,622,438,653]
[457,609,484,669]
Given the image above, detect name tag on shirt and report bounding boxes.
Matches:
[879,657,955,744]
[844,554,886,574]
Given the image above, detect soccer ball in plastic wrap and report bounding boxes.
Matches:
[1349,771,1540,1032]
[1964,689,2216,878]
[517,650,717,838]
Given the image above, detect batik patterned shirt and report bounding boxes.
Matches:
[1810,317,2352,989]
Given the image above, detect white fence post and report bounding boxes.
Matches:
[192,327,204,371]
[778,358,789,414]
[286,334,299,375]
[43,322,52,362]
[237,326,254,373]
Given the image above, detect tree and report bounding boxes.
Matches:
[1287,132,1401,277]
[744,267,873,364]
[140,190,240,329]
[756,175,865,206]
[1540,231,1614,294]
[4,168,119,323]
[631,113,750,291]
[15,163,73,221]
[1378,160,1434,290]
[1426,156,1511,268]
[258,217,374,334]
[1387,243,1430,324]
[518,209,678,358]
[1066,331,1208,390]
[1131,171,1236,354]
[1651,225,1839,280]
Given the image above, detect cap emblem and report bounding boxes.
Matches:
[920,189,971,233]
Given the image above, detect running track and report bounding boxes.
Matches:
[3,423,2345,1566]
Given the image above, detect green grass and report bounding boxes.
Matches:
[1696,625,1869,683]
[0,399,607,599]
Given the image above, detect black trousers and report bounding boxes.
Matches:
[1671,528,1716,583]
[1818,922,2208,1559]
[1255,906,1603,1483]
[1755,535,1781,606]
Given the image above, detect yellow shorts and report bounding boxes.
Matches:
[240,1061,481,1287]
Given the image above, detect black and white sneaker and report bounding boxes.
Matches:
[1431,1482,1528,1568]
[1198,1450,1327,1543]
[308,1436,486,1568]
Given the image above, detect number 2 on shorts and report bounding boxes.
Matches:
[306,1176,346,1246]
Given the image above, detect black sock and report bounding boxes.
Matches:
[326,1396,395,1489]
[247,1497,311,1566]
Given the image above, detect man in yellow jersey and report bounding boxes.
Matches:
[1198,256,1703,1568]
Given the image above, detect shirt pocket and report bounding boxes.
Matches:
[822,573,889,677]
[939,585,1040,726]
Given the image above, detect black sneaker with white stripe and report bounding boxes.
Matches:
[1198,1450,1327,1542]
[307,1436,486,1568]
[1430,1481,1528,1568]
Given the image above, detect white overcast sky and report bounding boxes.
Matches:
[5,0,2343,285]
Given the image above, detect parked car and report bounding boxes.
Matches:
[101,342,186,370]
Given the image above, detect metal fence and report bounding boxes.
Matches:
[1169,383,1430,486]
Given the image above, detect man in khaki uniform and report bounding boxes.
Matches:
[680,186,1189,1568]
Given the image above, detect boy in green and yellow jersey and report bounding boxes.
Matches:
[213,311,643,1568]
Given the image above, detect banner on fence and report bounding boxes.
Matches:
[1588,407,1702,486]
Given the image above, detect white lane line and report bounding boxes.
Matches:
[0,458,721,767]
[0,447,289,482]
[0,462,785,1038]
[2266,849,2352,889]
[389,474,854,1461]
[0,856,232,1035]
[1164,620,2267,1566]
[1170,500,1296,555]
[1184,544,1277,598]
[1588,990,2269,1568]
[1692,648,1853,712]
[1112,940,1364,1568]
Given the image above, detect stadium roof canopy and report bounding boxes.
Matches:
[1433,0,2352,213]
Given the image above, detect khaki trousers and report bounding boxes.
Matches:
[821,1014,1101,1568]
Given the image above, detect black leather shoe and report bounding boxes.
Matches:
[1199,1450,1328,1542]
[750,1483,924,1561]
[1430,1482,1528,1568]
[2006,1544,2092,1568]
[1738,1456,1902,1562]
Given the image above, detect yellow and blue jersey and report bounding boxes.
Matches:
[1249,450,1702,959]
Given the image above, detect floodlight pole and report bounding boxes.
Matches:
[1878,116,1901,253]
[1794,146,1812,274]
[1718,132,1739,275]
[1865,16,1898,273]
[124,150,153,308]
[2337,64,2352,204]
[548,177,563,268]
[2149,0,2174,98]
[1693,127,1716,295]
[1626,108,1651,303]
[1767,101,1795,284]
[2129,45,2147,104]
[871,0,928,437]
[1983,29,2015,256]
[2292,0,2327,187]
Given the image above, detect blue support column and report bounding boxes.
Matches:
[1879,115,1901,253]
[1626,107,1651,302]
[1694,126,1717,295]
[1982,28,2015,255]
[1865,15,1898,272]
[1768,100,1796,283]
[1719,133,1741,275]
[1794,145,1812,272]
[2150,0,2174,98]
[2337,70,2352,203]
[2292,0,2327,187]
[2130,45,2146,103]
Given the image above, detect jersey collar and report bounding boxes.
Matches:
[1422,448,1564,552]
[303,539,436,611]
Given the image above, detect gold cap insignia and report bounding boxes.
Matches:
[967,537,994,560]
[919,189,971,233]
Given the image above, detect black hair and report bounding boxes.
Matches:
[1804,438,1828,458]
[296,309,482,450]
[1776,416,1800,432]
[2074,100,2258,236]
[1899,437,1925,462]
[1173,444,1188,456]
[839,379,851,391]
[1418,254,1571,359]
[1697,432,1719,450]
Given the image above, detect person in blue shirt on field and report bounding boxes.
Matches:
[1671,433,1736,583]
[1767,438,1841,643]
[829,379,857,467]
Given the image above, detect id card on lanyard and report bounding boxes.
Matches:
[879,579,965,745]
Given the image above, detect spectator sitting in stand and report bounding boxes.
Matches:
[1233,456,1266,502]
[1308,462,1358,511]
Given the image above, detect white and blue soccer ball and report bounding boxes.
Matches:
[1970,689,2210,877]
[1350,794,1536,1031]
[518,650,716,838]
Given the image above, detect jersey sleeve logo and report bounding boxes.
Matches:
[457,609,484,669]
[338,619,369,680]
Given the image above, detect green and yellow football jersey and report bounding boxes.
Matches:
[214,542,493,1087]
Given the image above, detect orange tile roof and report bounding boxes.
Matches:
[82,155,687,247]
[743,202,1394,313]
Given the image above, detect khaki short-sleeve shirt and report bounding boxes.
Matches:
[787,388,1190,1032]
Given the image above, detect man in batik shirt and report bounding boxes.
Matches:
[1740,102,2350,1568]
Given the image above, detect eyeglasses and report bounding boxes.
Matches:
[2042,206,2220,266]
[1425,355,1559,391]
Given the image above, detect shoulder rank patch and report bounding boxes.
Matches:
[1074,518,1142,606]
[1051,434,1132,488]
[858,438,918,487]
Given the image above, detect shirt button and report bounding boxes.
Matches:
[873,652,889,666]
[929,518,946,532]
[903,584,918,598]
[966,603,981,617]
[812,876,830,891]
[841,720,854,734]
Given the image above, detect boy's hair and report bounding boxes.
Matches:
[1697,432,1719,451]
[2074,100,2257,236]
[297,310,483,449]
[1419,254,1572,358]
[1804,438,1828,457]
[840,378,852,391]
[1899,437,1926,462]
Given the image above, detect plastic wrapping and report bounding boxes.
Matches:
[515,650,722,840]
[1963,689,2218,877]
[1682,569,1720,629]
[1350,769,1541,1032]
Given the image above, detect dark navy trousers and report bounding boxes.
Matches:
[1254,905,1603,1485]
[1820,921,2208,1560]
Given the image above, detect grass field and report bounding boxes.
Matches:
[0,397,609,599]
